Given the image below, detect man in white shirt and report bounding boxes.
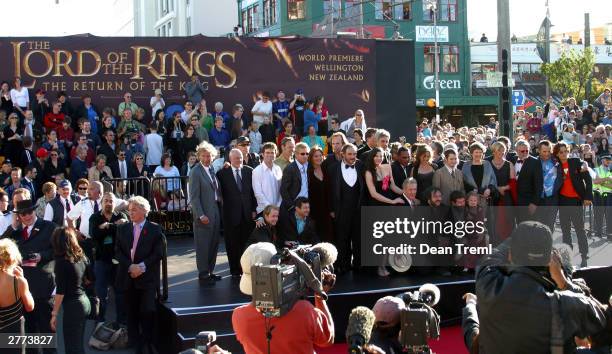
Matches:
[181,100,197,124]
[44,180,77,226]
[251,92,273,125]
[144,122,163,172]
[149,88,165,119]
[252,142,283,216]
[0,189,12,234]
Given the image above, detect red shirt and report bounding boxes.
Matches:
[43,112,65,131]
[57,126,74,144]
[232,300,333,354]
[560,161,579,198]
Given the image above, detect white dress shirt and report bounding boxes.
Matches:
[0,212,12,235]
[68,197,123,238]
[118,159,129,179]
[10,87,29,107]
[341,161,357,187]
[252,162,282,213]
[44,196,75,226]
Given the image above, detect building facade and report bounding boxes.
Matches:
[237,0,497,126]
[134,0,237,37]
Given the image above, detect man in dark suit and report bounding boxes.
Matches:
[553,141,593,267]
[361,129,392,165]
[357,128,377,160]
[216,148,257,277]
[329,143,364,274]
[514,140,543,222]
[392,147,412,190]
[2,196,57,354]
[280,142,310,211]
[398,177,421,208]
[278,197,319,247]
[115,196,164,354]
[322,132,347,177]
[20,136,35,169]
[97,129,120,177]
[189,142,222,285]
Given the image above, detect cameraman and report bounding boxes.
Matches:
[369,296,404,354]
[232,242,335,353]
[475,221,607,354]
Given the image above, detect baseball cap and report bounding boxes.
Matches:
[236,136,251,145]
[36,148,49,159]
[239,242,277,296]
[510,221,552,266]
[372,296,405,327]
[58,180,72,189]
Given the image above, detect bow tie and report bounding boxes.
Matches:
[516,159,524,164]
[345,164,355,169]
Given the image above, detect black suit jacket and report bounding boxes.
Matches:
[97,142,119,176]
[556,158,593,201]
[280,161,305,210]
[216,165,257,225]
[328,160,365,217]
[516,156,543,206]
[391,161,412,190]
[114,220,164,291]
[20,149,34,169]
[277,209,319,246]
[2,218,57,298]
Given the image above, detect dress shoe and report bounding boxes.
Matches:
[198,276,216,285]
[580,256,588,268]
[231,274,242,279]
[210,273,222,281]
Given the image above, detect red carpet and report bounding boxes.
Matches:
[317,326,468,354]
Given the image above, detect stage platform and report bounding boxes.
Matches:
[155,238,612,354]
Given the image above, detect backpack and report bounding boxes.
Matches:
[89,322,128,351]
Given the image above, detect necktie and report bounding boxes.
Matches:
[120,162,127,179]
[451,170,455,178]
[209,167,221,201]
[93,200,99,213]
[517,159,524,164]
[345,164,355,169]
[403,167,407,178]
[26,150,31,164]
[131,223,142,261]
[235,169,242,192]
[22,227,28,241]
[65,199,71,213]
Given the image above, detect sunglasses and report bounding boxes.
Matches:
[51,154,58,157]
[78,187,87,191]
[136,157,144,160]
[298,152,308,156]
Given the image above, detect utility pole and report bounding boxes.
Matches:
[433,3,440,123]
[497,0,512,140]
[544,0,551,99]
[331,0,335,37]
[585,13,591,102]
[359,0,365,38]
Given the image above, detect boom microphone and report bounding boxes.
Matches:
[418,283,441,306]
[310,242,338,268]
[346,306,376,354]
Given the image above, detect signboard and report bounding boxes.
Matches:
[0,36,376,123]
[485,72,515,88]
[415,26,449,43]
[512,90,526,106]
[416,98,425,106]
[422,75,461,90]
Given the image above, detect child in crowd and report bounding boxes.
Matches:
[248,121,262,154]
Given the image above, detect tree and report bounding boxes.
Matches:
[541,48,595,102]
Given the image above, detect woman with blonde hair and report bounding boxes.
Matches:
[0,238,35,353]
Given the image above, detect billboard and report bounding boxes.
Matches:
[0,35,377,124]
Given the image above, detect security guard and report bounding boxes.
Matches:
[592,155,612,240]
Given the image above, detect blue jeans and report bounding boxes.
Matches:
[94,260,126,324]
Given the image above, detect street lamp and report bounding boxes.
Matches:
[425,0,440,124]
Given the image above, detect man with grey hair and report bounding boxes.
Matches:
[189,141,223,285]
[212,101,230,130]
[115,195,164,354]
[362,129,391,165]
[514,139,543,222]
[216,148,257,277]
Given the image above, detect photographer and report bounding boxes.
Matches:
[369,296,404,354]
[475,221,607,354]
[232,242,335,353]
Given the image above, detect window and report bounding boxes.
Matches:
[245,5,260,33]
[323,0,341,20]
[441,45,458,72]
[374,1,392,20]
[264,0,277,27]
[376,0,411,20]
[424,45,459,73]
[424,45,436,73]
[345,0,359,18]
[242,9,248,33]
[288,0,306,20]
[422,0,457,22]
[395,0,411,20]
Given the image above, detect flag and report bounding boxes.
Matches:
[536,17,551,62]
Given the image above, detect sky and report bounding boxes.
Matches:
[466,0,611,41]
[0,0,609,39]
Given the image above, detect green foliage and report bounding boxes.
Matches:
[541,48,596,102]
[591,78,612,102]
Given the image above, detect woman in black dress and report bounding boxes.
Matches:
[490,141,515,244]
[128,152,150,197]
[307,146,333,243]
[51,227,91,354]
[411,144,437,205]
[166,111,186,167]
[2,113,24,165]
[179,125,199,167]
[0,239,35,354]
[0,81,12,116]
[43,149,67,182]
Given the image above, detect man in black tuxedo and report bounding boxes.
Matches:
[398,177,421,208]
[392,147,412,190]
[357,128,377,160]
[280,142,310,211]
[2,196,57,354]
[553,142,593,267]
[277,197,319,247]
[329,143,364,274]
[321,132,347,177]
[115,196,164,354]
[217,148,257,277]
[514,140,543,222]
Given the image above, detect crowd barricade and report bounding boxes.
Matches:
[584,205,594,239]
[101,175,193,237]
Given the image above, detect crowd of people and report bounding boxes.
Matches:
[0,71,610,353]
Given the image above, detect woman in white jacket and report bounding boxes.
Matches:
[340,109,367,142]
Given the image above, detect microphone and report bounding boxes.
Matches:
[418,283,441,307]
[346,306,376,354]
[310,242,338,268]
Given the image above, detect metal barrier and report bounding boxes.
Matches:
[159,234,169,302]
[102,175,193,237]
